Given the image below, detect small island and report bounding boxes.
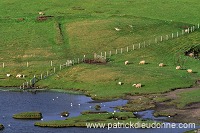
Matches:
[0,124,4,130]
[34,112,155,128]
[13,112,43,120]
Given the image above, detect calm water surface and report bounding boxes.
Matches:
[0,90,198,133]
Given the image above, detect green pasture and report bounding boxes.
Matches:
[0,0,199,105]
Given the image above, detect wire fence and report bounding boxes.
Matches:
[1,24,199,89]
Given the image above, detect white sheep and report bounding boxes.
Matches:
[38,12,45,15]
[176,66,181,70]
[16,74,22,78]
[139,60,145,65]
[188,53,194,57]
[187,69,193,73]
[118,82,123,85]
[159,63,164,67]
[184,29,188,33]
[129,25,133,28]
[114,27,120,31]
[124,61,129,65]
[6,74,11,77]
[132,83,142,88]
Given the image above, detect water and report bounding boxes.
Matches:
[0,90,198,133]
[134,110,168,121]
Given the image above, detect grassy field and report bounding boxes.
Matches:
[0,0,200,105]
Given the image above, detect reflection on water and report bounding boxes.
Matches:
[0,90,198,133]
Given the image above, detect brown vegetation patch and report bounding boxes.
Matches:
[37,16,54,21]
[17,18,25,21]
[83,59,107,65]
[155,102,200,124]
[125,81,200,124]
[72,6,85,10]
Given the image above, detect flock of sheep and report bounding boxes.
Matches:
[119,60,193,89]
[6,74,25,78]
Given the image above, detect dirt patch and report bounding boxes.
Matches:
[155,102,200,124]
[37,16,54,21]
[83,59,107,65]
[125,80,200,124]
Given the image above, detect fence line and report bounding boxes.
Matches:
[13,24,199,89]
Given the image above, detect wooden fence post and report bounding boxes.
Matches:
[187,28,189,33]
[105,52,107,59]
[133,44,135,50]
[198,23,199,29]
[177,32,179,37]
[78,58,80,64]
[41,74,43,79]
[83,55,85,62]
[127,47,129,52]
[54,67,56,73]
[101,52,102,57]
[182,30,184,35]
[27,62,29,67]
[121,48,123,54]
[116,49,118,54]
[51,61,53,67]
[33,75,36,84]
[109,51,112,57]
[172,33,174,38]
[2,63,4,68]
[139,43,141,48]
[47,71,48,76]
[160,36,163,42]
[166,35,168,40]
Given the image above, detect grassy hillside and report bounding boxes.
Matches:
[0,0,199,101]
[1,0,200,24]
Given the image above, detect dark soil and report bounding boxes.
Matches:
[37,16,54,21]
[83,59,107,65]
[125,80,200,124]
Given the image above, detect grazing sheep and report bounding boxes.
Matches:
[38,12,44,15]
[129,25,133,28]
[132,83,142,88]
[188,53,194,57]
[184,29,188,33]
[114,27,120,31]
[176,66,181,70]
[187,69,193,73]
[139,60,145,65]
[118,82,123,85]
[159,63,164,67]
[16,74,22,78]
[6,74,11,77]
[124,61,129,65]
